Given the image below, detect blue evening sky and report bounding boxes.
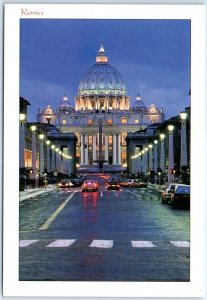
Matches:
[20,19,191,121]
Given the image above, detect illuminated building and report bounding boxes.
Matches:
[37,43,165,172]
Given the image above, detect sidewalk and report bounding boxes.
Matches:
[147,183,165,192]
[19,185,56,201]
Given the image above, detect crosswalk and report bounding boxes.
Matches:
[19,239,190,248]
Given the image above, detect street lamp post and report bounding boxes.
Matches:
[46,140,51,173]
[43,172,47,191]
[180,111,188,167]
[159,133,165,173]
[153,139,158,174]
[168,125,174,183]
[39,134,45,178]
[55,147,60,172]
[158,171,162,189]
[51,145,55,172]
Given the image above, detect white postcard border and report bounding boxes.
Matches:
[3,4,206,297]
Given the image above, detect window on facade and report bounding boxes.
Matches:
[107,119,112,125]
[62,119,67,125]
[88,119,93,125]
[134,119,139,124]
[121,118,127,124]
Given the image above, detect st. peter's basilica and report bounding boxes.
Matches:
[37,43,164,172]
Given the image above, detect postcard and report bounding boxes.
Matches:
[3,3,205,298]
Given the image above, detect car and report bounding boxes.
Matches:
[137,180,148,188]
[120,179,132,187]
[161,183,177,204]
[170,185,190,209]
[82,180,99,192]
[106,180,120,191]
[70,178,84,187]
[57,179,74,188]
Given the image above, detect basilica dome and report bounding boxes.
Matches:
[78,43,127,97]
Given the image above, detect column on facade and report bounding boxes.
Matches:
[180,113,188,166]
[159,134,165,172]
[148,144,153,171]
[113,134,117,164]
[39,137,45,176]
[104,134,109,164]
[19,122,25,168]
[137,153,142,172]
[67,145,72,175]
[106,98,109,110]
[144,147,149,174]
[60,152,64,174]
[168,125,174,183]
[153,140,158,172]
[117,134,121,164]
[80,134,84,165]
[31,129,37,180]
[55,146,60,172]
[92,134,97,164]
[85,134,89,165]
[142,150,146,174]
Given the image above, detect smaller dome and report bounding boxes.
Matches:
[43,105,54,115]
[133,94,146,109]
[58,95,71,110]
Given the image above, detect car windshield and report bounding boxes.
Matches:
[176,186,190,193]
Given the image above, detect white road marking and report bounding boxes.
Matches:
[127,190,141,198]
[101,191,103,197]
[39,192,75,230]
[90,239,113,248]
[131,241,156,248]
[170,241,190,247]
[46,239,76,248]
[19,240,39,247]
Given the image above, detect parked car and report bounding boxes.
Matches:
[120,179,147,188]
[161,183,177,204]
[171,185,190,209]
[120,179,133,187]
[106,180,120,191]
[136,179,148,188]
[82,180,99,192]
[57,179,74,188]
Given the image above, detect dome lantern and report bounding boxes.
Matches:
[96,42,108,63]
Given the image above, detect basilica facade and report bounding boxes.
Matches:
[37,43,165,172]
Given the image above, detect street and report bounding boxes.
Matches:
[19,174,190,281]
